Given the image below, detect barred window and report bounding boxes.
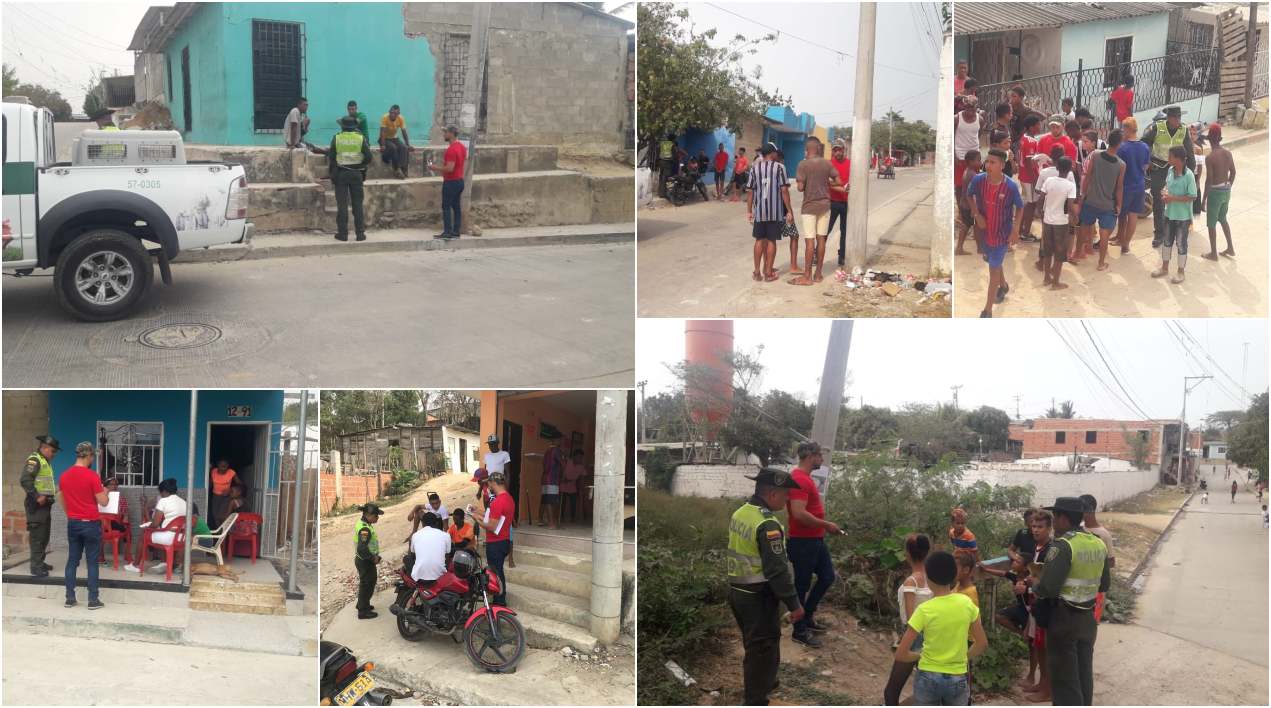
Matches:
[1104,36,1133,87]
[97,421,164,488]
[252,20,304,133]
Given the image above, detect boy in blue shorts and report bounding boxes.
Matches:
[966,149,1023,318]
[895,550,989,705]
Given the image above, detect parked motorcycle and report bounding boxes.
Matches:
[389,549,526,673]
[665,172,703,206]
[319,641,393,706]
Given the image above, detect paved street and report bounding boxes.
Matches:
[3,243,633,388]
[955,138,1268,318]
[638,166,935,317]
[2,632,317,705]
[1092,470,1268,705]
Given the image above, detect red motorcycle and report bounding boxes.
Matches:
[389,549,526,673]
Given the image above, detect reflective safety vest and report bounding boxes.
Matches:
[355,519,379,555]
[29,453,55,495]
[659,139,675,160]
[334,131,364,166]
[101,125,120,132]
[1150,120,1186,163]
[1056,530,1106,605]
[727,502,781,584]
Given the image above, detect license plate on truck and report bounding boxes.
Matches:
[336,672,375,706]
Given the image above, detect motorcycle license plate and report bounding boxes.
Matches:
[335,672,375,706]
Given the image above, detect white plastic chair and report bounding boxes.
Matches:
[191,512,239,566]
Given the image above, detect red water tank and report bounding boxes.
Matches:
[685,320,734,429]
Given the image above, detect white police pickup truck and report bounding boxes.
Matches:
[2,101,252,320]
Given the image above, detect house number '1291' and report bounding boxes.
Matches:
[227,406,253,417]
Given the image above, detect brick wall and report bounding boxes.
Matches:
[1011,419,1205,465]
[671,464,758,499]
[320,472,395,513]
[3,391,49,554]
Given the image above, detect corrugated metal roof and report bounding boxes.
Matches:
[955,2,1185,36]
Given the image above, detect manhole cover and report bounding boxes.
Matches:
[138,323,223,350]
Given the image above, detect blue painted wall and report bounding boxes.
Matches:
[47,390,284,489]
[1059,14,1169,74]
[678,127,736,185]
[165,3,436,146]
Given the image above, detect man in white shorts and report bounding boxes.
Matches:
[792,135,841,286]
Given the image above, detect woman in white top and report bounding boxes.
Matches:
[124,479,187,572]
[883,533,934,705]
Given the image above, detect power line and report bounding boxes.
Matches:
[1048,321,1144,418]
[9,4,131,53]
[1079,321,1153,419]
[1161,322,1245,405]
[1171,320,1246,395]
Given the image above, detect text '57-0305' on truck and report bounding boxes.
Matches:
[2,101,252,321]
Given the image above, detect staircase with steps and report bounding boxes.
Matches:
[187,576,287,615]
[500,545,602,654]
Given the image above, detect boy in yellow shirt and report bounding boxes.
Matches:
[896,550,988,705]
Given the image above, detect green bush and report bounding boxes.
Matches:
[972,629,1030,693]
[384,469,421,497]
[642,448,677,492]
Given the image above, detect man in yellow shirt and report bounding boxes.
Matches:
[378,104,413,179]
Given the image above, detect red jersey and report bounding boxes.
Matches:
[714,150,729,172]
[443,140,467,181]
[1038,133,1077,164]
[59,465,104,521]
[1018,133,1041,184]
[830,157,850,202]
[983,178,1005,245]
[1109,86,1134,121]
[486,491,514,542]
[786,468,826,538]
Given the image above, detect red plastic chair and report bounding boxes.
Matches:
[98,514,132,569]
[226,513,262,564]
[139,516,186,581]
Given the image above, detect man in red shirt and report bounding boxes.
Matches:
[473,470,514,605]
[428,125,468,240]
[713,143,730,200]
[1017,115,1043,242]
[1038,117,1077,164]
[828,139,851,266]
[786,441,841,648]
[59,441,109,609]
[1109,76,1135,127]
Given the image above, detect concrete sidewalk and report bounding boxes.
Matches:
[179,223,634,263]
[323,590,635,706]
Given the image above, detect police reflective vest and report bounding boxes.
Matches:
[355,519,379,555]
[727,502,780,584]
[1151,120,1186,163]
[660,139,675,160]
[28,453,55,495]
[1056,530,1106,605]
[335,131,364,167]
[101,125,120,132]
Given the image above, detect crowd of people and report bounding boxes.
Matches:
[952,61,1240,317]
[725,438,1119,706]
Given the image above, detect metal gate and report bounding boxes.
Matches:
[254,421,286,558]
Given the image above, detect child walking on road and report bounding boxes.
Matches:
[967,149,1023,318]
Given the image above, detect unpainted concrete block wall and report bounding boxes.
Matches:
[671,464,759,499]
[3,391,49,553]
[959,466,1160,509]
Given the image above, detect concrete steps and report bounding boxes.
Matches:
[504,564,590,599]
[508,546,593,576]
[187,577,286,616]
[506,584,591,628]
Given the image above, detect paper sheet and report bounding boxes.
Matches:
[97,491,120,515]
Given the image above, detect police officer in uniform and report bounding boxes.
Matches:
[1142,106,1195,247]
[1029,497,1110,706]
[354,502,383,619]
[727,467,805,706]
[658,133,677,198]
[328,115,373,242]
[21,435,60,577]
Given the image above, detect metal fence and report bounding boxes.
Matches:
[977,48,1221,132]
[96,422,164,488]
[1254,50,1269,101]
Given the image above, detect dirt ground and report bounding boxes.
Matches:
[557,154,635,177]
[823,282,952,318]
[319,473,477,630]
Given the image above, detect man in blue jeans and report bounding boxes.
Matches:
[786,441,841,648]
[473,471,514,605]
[428,125,468,239]
[58,442,109,609]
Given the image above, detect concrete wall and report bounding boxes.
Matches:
[1060,14,1170,73]
[670,464,758,499]
[678,128,736,185]
[319,471,395,513]
[442,426,480,475]
[403,2,630,150]
[134,52,168,105]
[2,391,50,554]
[959,465,1159,509]
[499,393,595,524]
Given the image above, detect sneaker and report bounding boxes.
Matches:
[432,232,452,240]
[807,617,834,633]
[88,599,104,610]
[355,233,366,242]
[41,563,53,571]
[335,234,349,242]
[123,564,140,573]
[30,569,48,578]
[64,598,77,608]
[358,611,379,620]
[792,632,823,648]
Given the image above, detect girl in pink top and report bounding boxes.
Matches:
[561,449,587,524]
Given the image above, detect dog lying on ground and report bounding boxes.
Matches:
[190,562,241,581]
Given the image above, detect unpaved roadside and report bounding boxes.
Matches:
[320,473,476,630]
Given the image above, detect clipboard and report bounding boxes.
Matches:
[97,491,120,515]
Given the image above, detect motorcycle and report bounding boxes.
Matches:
[389,549,526,673]
[319,641,393,706]
[665,172,704,206]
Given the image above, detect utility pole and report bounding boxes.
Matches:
[1013,394,1022,420]
[810,320,854,496]
[1244,3,1260,108]
[887,106,894,158]
[845,2,877,270]
[1177,376,1212,485]
[637,379,648,442]
[950,384,962,410]
[459,2,491,236]
[932,28,954,276]
[287,390,308,594]
[1241,342,1250,404]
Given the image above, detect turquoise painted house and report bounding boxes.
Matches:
[129,2,437,146]
[677,105,819,183]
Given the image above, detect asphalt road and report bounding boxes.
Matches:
[638,165,935,317]
[3,243,634,388]
[1091,469,1268,705]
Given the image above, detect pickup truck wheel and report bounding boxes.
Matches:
[54,230,154,321]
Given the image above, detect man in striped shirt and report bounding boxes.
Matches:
[966,149,1022,317]
[747,144,794,282]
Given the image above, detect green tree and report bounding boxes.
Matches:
[895,403,973,465]
[636,2,789,160]
[1122,425,1151,470]
[960,405,1011,452]
[3,64,18,96]
[839,404,900,450]
[1045,400,1076,419]
[1228,392,1268,483]
[641,390,690,442]
[3,65,73,120]
[1204,409,1245,439]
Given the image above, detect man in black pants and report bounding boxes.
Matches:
[828,139,851,265]
[354,503,383,619]
[328,115,372,242]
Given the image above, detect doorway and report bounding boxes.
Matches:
[207,422,268,529]
[180,45,192,133]
[459,437,469,475]
[502,420,523,512]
